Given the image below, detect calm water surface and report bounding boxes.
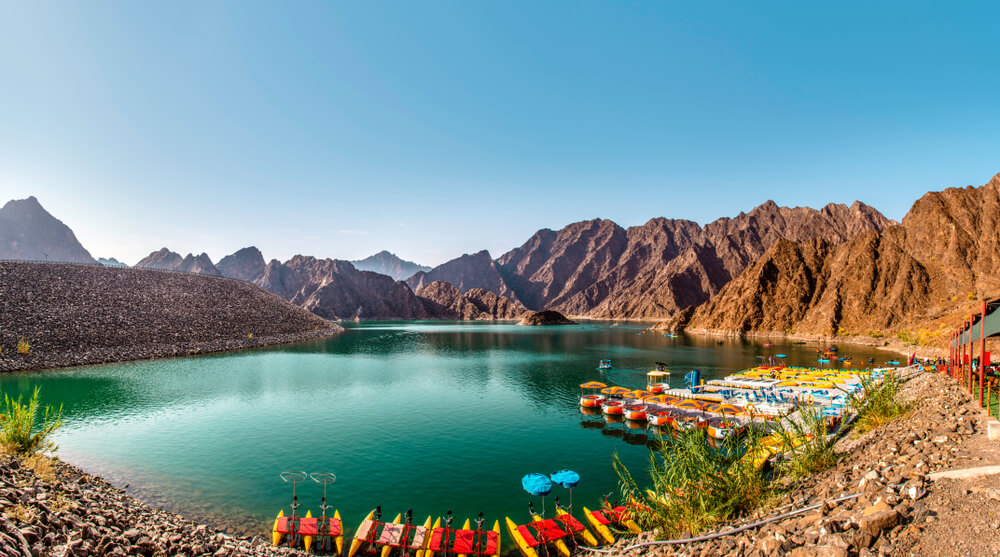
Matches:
[0,322,894,536]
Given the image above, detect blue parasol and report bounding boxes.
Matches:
[549,470,580,489]
[550,470,581,511]
[521,473,552,496]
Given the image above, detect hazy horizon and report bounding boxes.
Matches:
[3,2,999,266]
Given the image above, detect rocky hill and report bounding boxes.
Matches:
[255,255,432,320]
[216,246,267,282]
[416,201,893,319]
[416,281,526,320]
[686,173,1000,344]
[351,250,430,280]
[405,250,520,302]
[98,257,128,267]
[0,196,96,263]
[0,262,342,372]
[135,248,221,276]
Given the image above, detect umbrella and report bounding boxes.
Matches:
[600,386,632,395]
[675,399,707,410]
[622,390,652,400]
[643,394,678,404]
[579,381,607,389]
[550,470,580,488]
[714,403,744,415]
[522,473,553,496]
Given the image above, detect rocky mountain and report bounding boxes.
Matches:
[98,257,128,267]
[255,255,432,320]
[416,201,893,319]
[686,173,1000,342]
[216,246,267,282]
[351,250,430,281]
[0,196,96,264]
[135,248,221,276]
[406,250,521,302]
[415,281,526,320]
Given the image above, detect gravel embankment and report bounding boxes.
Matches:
[0,262,343,372]
[0,452,308,557]
[606,371,1000,556]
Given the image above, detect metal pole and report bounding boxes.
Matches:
[982,301,987,407]
[971,313,976,393]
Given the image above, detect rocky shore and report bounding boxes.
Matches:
[0,451,309,557]
[605,370,1000,556]
[0,262,343,372]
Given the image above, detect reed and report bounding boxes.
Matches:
[0,387,63,456]
[771,405,839,478]
[613,427,773,538]
[849,371,908,434]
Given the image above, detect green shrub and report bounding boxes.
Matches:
[613,428,772,538]
[771,405,838,478]
[848,371,908,434]
[15,338,30,355]
[0,387,63,456]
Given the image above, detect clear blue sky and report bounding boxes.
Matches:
[2,2,998,266]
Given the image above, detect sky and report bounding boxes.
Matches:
[1,2,999,267]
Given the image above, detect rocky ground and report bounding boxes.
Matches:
[0,262,343,372]
[601,371,1000,557]
[0,451,309,557]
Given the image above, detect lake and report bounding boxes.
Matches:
[0,321,894,537]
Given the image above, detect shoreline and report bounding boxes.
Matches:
[680,327,947,360]
[0,326,345,374]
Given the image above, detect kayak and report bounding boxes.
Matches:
[414,515,433,557]
[505,517,539,557]
[348,510,376,557]
[303,511,314,552]
[272,510,284,547]
[581,507,615,545]
[425,517,443,557]
[555,508,599,546]
[381,513,403,557]
[531,513,570,557]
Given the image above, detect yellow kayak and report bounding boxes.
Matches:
[304,511,314,552]
[488,520,501,556]
[556,508,599,546]
[581,507,614,545]
[456,519,472,557]
[415,515,433,557]
[272,510,284,547]
[505,517,539,557]
[425,517,442,557]
[531,513,569,557]
[382,513,402,557]
[348,510,376,557]
[333,510,345,555]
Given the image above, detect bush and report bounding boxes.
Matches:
[849,371,908,434]
[613,428,773,538]
[771,405,838,478]
[15,338,30,355]
[0,387,63,456]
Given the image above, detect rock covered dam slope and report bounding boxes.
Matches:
[0,262,343,372]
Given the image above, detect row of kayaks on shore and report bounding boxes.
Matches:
[274,505,642,556]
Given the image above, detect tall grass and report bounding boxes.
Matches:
[0,387,63,456]
[771,405,838,478]
[848,371,908,434]
[613,427,773,537]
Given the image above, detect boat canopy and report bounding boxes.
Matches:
[550,469,580,489]
[521,473,553,496]
[600,386,631,395]
[647,371,669,378]
[579,381,607,389]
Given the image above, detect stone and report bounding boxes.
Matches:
[987,421,1000,440]
[860,509,900,538]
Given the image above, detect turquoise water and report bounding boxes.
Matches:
[0,322,892,537]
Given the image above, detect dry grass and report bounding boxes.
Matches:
[3,503,38,524]
[49,492,75,513]
[23,453,59,484]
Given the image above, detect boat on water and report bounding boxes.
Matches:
[597,359,612,370]
[646,365,670,393]
[601,399,624,416]
[272,471,344,552]
[705,417,743,440]
[578,381,607,408]
[622,403,648,421]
